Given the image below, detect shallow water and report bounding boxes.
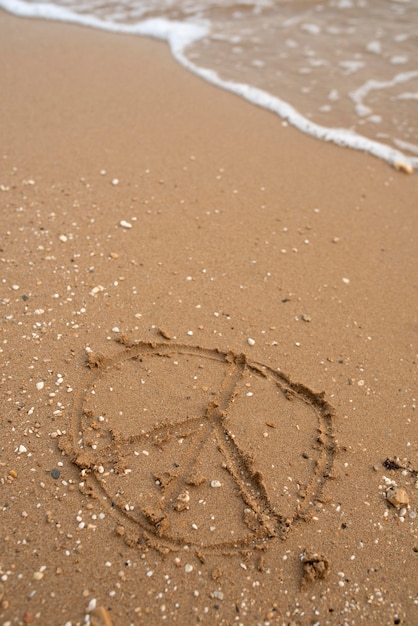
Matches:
[2,0,418,168]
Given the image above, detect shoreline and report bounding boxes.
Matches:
[1,10,417,626]
[0,0,416,171]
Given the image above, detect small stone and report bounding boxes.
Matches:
[386,486,409,509]
[213,591,224,600]
[111,178,119,185]
[158,327,172,340]
[210,480,222,488]
[247,338,255,346]
[184,564,193,573]
[36,381,44,390]
[51,468,60,480]
[109,252,119,259]
[33,571,44,580]
[8,470,17,479]
[119,220,132,229]
[58,234,68,243]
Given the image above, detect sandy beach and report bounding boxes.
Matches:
[1,10,417,626]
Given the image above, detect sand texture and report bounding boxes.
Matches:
[0,11,417,626]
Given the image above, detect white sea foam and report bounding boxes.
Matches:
[1,0,417,171]
[0,0,208,46]
[366,40,382,54]
[397,92,418,100]
[394,139,418,156]
[350,72,418,117]
[175,57,417,170]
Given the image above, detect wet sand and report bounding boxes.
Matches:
[0,10,417,626]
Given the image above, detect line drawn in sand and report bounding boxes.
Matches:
[61,340,337,553]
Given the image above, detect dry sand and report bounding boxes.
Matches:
[0,10,417,626]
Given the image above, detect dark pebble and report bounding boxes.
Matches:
[51,468,60,479]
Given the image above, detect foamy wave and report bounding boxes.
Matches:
[1,0,416,172]
[175,54,417,172]
[0,0,208,45]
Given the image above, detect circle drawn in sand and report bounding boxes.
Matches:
[65,341,336,552]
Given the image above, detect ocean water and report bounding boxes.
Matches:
[2,0,417,170]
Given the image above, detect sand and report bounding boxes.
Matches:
[0,10,417,626]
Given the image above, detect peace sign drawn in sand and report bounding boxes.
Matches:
[62,341,336,552]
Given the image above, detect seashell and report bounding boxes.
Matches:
[386,486,409,508]
[393,160,413,174]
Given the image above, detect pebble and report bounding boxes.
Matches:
[211,480,222,488]
[36,381,44,390]
[386,486,409,508]
[33,571,44,580]
[119,220,132,229]
[58,234,68,243]
[247,338,255,346]
[51,468,60,480]
[184,564,193,573]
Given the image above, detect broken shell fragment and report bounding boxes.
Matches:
[386,486,409,509]
[392,159,413,174]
